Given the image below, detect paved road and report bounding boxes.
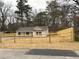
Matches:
[0,49,79,59]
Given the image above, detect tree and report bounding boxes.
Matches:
[33,11,50,26]
[7,23,19,32]
[0,1,12,32]
[46,0,62,31]
[15,0,32,27]
[65,0,79,29]
[73,0,79,5]
[60,4,72,27]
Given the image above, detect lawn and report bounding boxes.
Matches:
[0,33,16,37]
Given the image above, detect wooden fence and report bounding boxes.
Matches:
[0,27,74,48]
[0,28,74,43]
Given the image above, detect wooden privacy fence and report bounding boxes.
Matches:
[0,36,50,43]
[0,28,74,44]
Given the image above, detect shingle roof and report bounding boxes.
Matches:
[16,26,48,32]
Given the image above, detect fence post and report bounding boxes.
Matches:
[49,34,51,43]
[14,36,16,43]
[0,37,2,43]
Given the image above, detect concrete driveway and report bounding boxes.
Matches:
[0,49,79,59]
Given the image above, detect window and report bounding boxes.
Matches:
[23,32,25,34]
[39,32,41,35]
[36,32,41,35]
[26,32,29,35]
[18,32,21,35]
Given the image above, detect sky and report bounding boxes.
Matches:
[3,0,52,12]
[1,0,76,12]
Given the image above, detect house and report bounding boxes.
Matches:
[16,26,49,37]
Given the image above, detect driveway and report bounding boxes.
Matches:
[0,49,79,59]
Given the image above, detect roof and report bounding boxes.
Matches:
[16,26,48,32]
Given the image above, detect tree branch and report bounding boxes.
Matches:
[73,0,79,5]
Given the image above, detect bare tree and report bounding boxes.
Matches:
[73,0,79,5]
[0,1,12,32]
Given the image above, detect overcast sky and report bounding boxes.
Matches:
[2,0,75,12]
[3,0,52,11]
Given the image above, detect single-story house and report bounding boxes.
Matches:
[16,26,49,37]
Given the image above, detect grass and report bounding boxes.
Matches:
[0,33,16,37]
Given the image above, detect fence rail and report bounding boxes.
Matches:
[0,28,74,44]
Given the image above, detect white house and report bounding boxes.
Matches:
[16,26,49,37]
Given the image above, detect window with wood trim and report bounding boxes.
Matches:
[18,32,21,35]
[36,32,42,35]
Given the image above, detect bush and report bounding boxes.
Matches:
[75,35,79,41]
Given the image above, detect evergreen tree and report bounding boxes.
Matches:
[33,12,49,26]
[15,0,32,27]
